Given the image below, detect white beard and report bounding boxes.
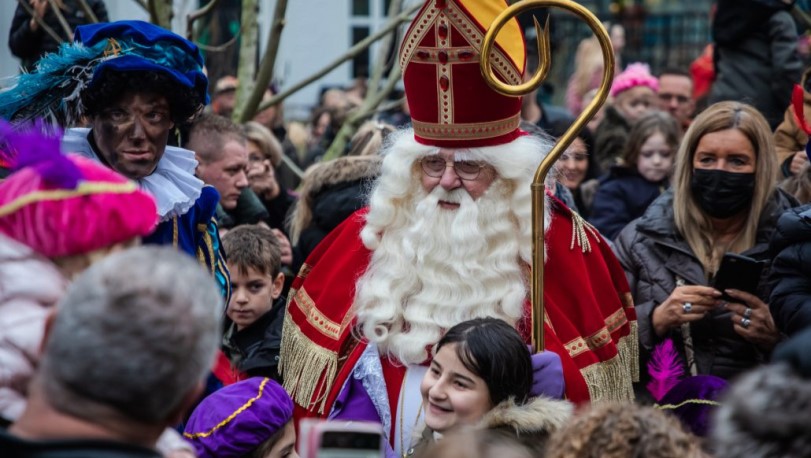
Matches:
[354,181,528,365]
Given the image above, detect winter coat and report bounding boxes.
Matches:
[222,296,286,382]
[0,234,66,424]
[8,0,109,72]
[768,203,811,336]
[614,188,796,382]
[291,155,381,272]
[590,167,667,240]
[216,188,270,230]
[408,396,572,457]
[593,106,631,175]
[709,3,802,130]
[774,68,811,177]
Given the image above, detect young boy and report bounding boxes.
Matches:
[221,224,286,381]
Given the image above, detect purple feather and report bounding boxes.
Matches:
[0,119,81,189]
[647,339,684,401]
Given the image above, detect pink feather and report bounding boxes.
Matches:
[646,339,684,401]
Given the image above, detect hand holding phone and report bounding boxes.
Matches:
[712,253,765,302]
[299,419,385,458]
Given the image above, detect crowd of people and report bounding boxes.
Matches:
[2,0,811,457]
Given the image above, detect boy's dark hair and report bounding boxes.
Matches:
[82,70,203,125]
[185,112,247,163]
[435,317,532,406]
[222,225,282,278]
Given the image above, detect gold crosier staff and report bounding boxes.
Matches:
[480,1,615,352]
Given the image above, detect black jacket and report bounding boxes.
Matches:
[222,296,285,382]
[0,429,160,458]
[590,167,667,241]
[769,203,811,337]
[9,1,109,72]
[615,189,796,382]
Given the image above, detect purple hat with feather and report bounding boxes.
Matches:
[647,339,728,437]
[183,377,294,458]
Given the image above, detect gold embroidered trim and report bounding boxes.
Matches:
[400,5,440,72]
[445,1,521,85]
[279,313,338,414]
[183,378,270,439]
[410,46,478,64]
[413,113,520,140]
[563,308,630,358]
[579,321,639,402]
[655,399,721,410]
[172,217,178,248]
[298,263,313,280]
[569,210,600,253]
[0,181,138,217]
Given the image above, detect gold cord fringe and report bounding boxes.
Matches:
[279,313,337,414]
[580,320,639,402]
[569,210,601,253]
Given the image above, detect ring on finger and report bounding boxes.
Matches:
[744,308,752,319]
[741,317,751,329]
[682,302,693,313]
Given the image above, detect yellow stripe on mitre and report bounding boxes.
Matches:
[458,0,525,72]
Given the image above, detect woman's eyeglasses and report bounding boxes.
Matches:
[420,156,488,180]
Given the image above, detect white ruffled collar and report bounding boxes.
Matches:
[62,128,203,222]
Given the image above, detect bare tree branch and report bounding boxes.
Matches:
[322,63,403,161]
[366,0,402,100]
[186,0,221,40]
[76,0,99,23]
[148,0,173,29]
[233,0,260,123]
[16,0,64,44]
[46,0,73,40]
[255,2,419,113]
[236,0,289,123]
[195,31,240,53]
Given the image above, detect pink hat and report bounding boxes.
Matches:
[0,122,158,258]
[610,62,659,98]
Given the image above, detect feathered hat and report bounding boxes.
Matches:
[0,20,208,127]
[400,0,526,148]
[0,120,158,258]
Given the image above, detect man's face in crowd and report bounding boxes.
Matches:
[211,90,236,118]
[196,139,250,210]
[419,149,497,209]
[91,92,174,180]
[657,74,695,125]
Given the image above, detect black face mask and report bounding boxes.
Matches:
[690,169,756,219]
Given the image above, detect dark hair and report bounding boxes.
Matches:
[548,120,600,182]
[435,318,532,406]
[222,224,282,278]
[249,422,288,458]
[82,70,203,125]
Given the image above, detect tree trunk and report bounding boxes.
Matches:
[233,0,259,123]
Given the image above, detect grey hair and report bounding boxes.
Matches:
[712,363,811,457]
[39,246,222,424]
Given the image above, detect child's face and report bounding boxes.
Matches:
[420,344,493,433]
[262,421,298,458]
[227,264,284,331]
[557,137,589,189]
[637,131,674,182]
[615,86,656,122]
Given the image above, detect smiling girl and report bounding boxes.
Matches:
[408,318,572,457]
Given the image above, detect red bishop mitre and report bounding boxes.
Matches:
[400,0,526,148]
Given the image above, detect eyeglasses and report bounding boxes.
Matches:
[658,93,690,104]
[419,156,488,180]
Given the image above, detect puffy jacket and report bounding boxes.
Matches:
[769,203,811,336]
[615,189,796,382]
[590,167,667,240]
[0,234,66,423]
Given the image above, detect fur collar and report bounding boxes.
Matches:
[477,396,573,435]
[300,155,382,201]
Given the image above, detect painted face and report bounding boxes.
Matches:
[419,149,497,209]
[637,131,674,182]
[657,75,694,125]
[246,140,279,198]
[614,86,656,122]
[226,264,283,331]
[261,421,298,458]
[91,92,174,180]
[196,139,250,210]
[692,129,757,174]
[557,137,589,189]
[420,343,493,434]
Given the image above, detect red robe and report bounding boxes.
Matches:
[280,196,638,422]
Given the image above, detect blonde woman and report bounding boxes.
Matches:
[615,101,795,383]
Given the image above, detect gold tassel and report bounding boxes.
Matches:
[279,313,338,414]
[580,320,639,402]
[569,210,600,253]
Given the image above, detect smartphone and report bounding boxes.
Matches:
[299,419,385,458]
[712,253,765,302]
